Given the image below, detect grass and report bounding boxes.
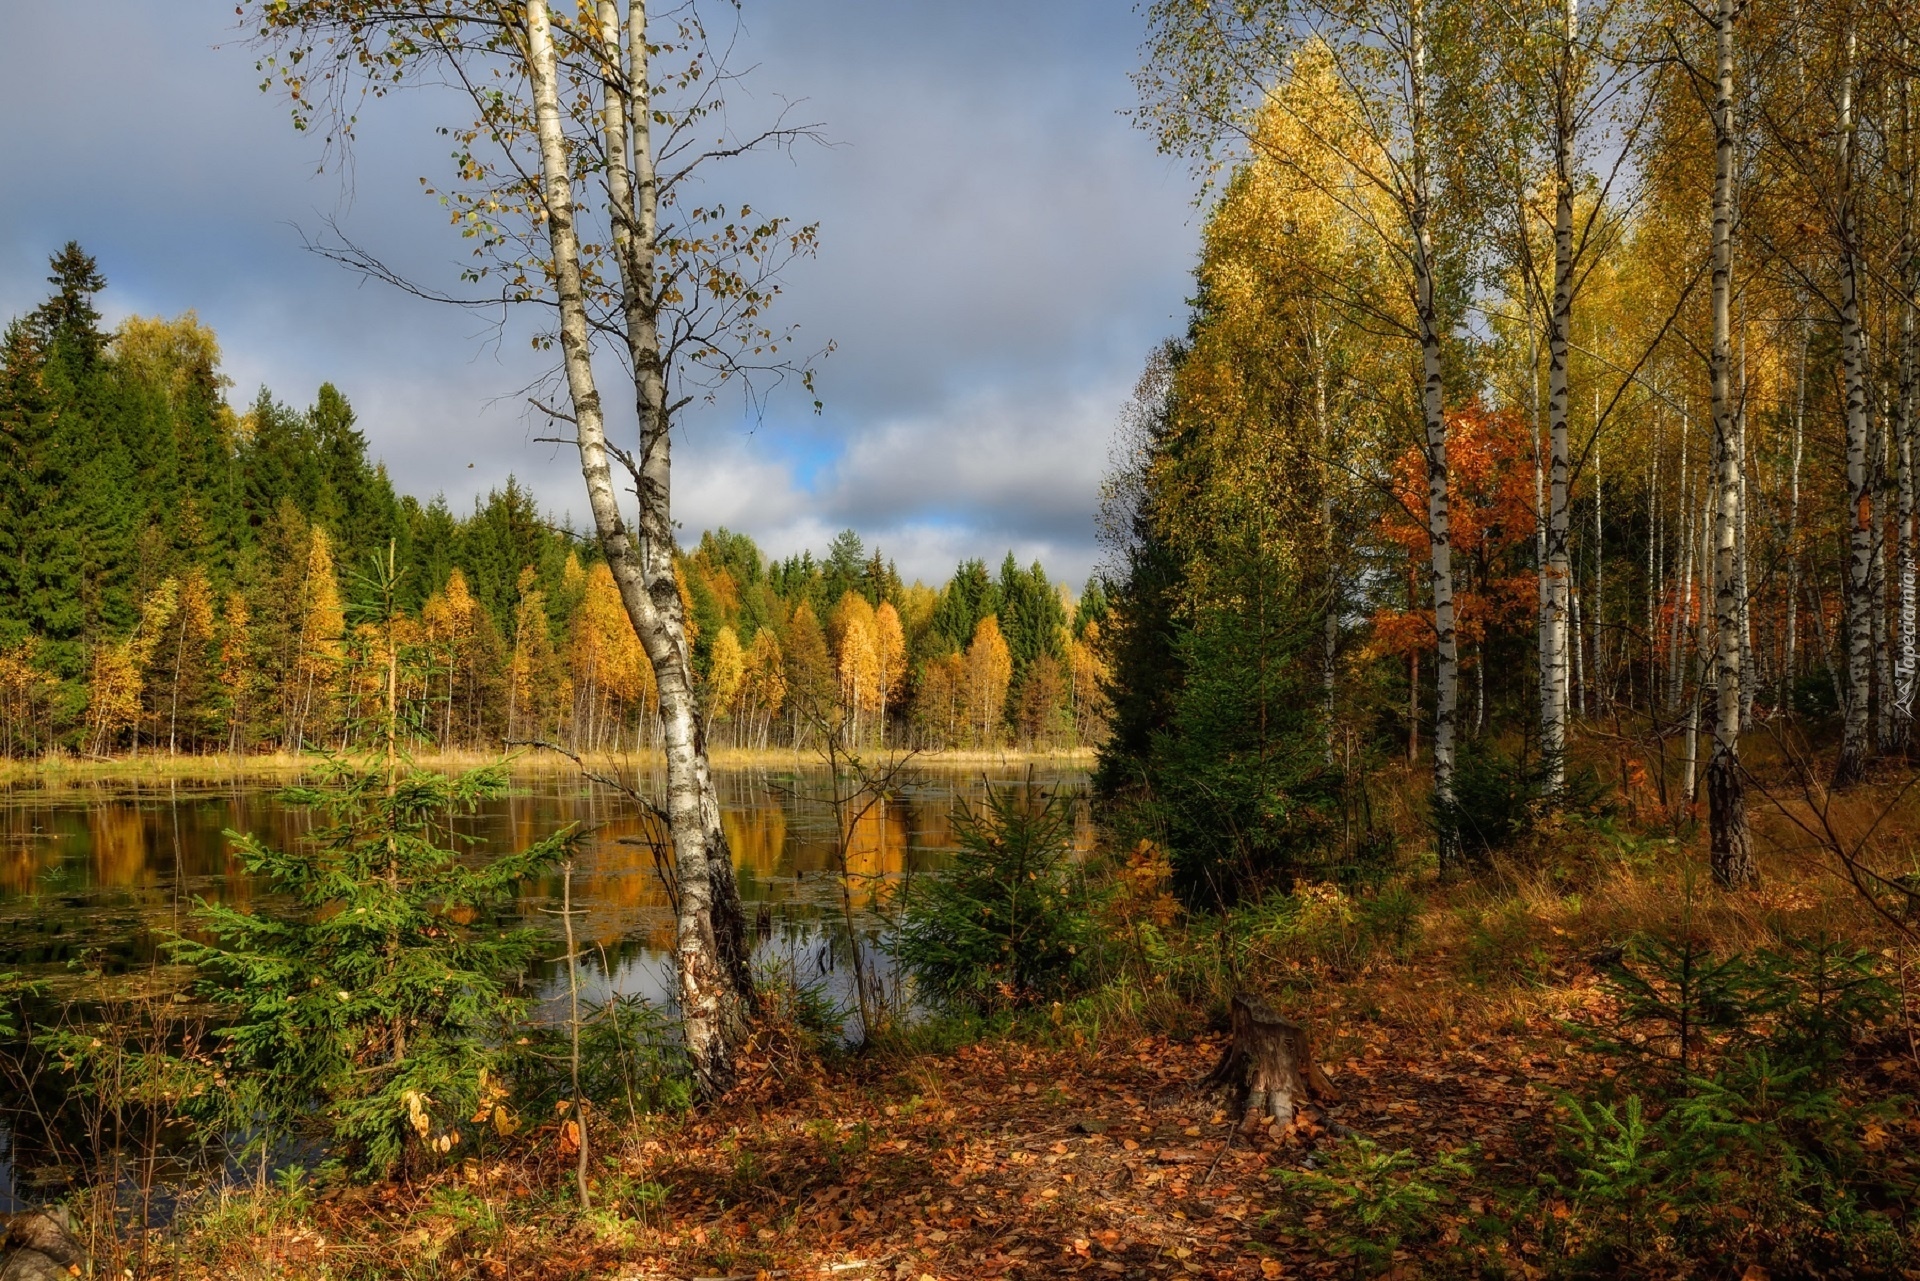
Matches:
[0,744,1097,789]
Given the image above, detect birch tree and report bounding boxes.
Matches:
[1701,0,1756,886]
[243,0,822,1095]
[1487,0,1650,793]
[1138,0,1481,868]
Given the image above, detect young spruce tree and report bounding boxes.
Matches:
[179,544,574,1176]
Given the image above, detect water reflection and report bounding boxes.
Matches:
[0,765,1089,993]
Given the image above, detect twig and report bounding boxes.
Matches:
[1199,1122,1235,1186]
[503,737,679,914]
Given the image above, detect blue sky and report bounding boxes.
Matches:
[0,2,1201,588]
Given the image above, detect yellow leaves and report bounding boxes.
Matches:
[873,601,908,706]
[706,624,746,717]
[829,591,883,716]
[572,561,655,709]
[296,527,346,682]
[403,1089,432,1138]
[738,628,787,720]
[422,566,478,645]
[966,615,1013,743]
[111,311,229,403]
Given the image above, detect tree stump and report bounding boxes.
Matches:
[1204,992,1336,1131]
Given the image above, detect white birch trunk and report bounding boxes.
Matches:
[1667,411,1693,712]
[1593,421,1605,711]
[1873,407,1894,753]
[1787,317,1807,705]
[1835,26,1875,787]
[1541,114,1575,789]
[528,0,751,1097]
[1313,324,1339,765]
[1705,0,1755,887]
[1411,1,1460,870]
[1648,407,1660,711]
[1734,346,1753,727]
[1898,64,1918,745]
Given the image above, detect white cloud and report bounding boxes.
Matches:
[0,0,1196,588]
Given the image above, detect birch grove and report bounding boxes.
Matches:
[1125,0,1920,886]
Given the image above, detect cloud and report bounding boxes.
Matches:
[0,0,1197,588]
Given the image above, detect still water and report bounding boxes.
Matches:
[0,763,1090,1211]
[0,762,1091,999]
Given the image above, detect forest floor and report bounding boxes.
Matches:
[162,991,1572,1281]
[153,833,1920,1281]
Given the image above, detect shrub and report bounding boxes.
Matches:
[176,758,574,1177]
[508,991,692,1127]
[1432,744,1609,863]
[1271,1138,1474,1277]
[1556,926,1912,1273]
[891,784,1101,1014]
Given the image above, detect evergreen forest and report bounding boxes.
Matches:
[0,247,1109,760]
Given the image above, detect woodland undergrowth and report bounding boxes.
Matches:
[9,751,1920,1281]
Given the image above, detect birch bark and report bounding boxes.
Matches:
[1897,58,1918,747]
[1541,86,1575,791]
[1705,0,1755,887]
[1835,24,1875,788]
[527,0,751,1097]
[1411,0,1460,871]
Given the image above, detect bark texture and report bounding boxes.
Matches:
[527,0,750,1098]
[1541,77,1575,794]
[1705,0,1754,889]
[1835,26,1874,789]
[1410,0,1459,870]
[1204,993,1336,1131]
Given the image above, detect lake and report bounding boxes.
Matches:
[0,760,1092,992]
[0,760,1091,1210]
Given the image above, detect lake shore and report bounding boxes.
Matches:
[0,745,1097,789]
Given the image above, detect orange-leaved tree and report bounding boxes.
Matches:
[1373,403,1539,747]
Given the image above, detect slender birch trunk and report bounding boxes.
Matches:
[1734,344,1753,727]
[1572,590,1586,716]
[1410,0,1460,869]
[1873,408,1894,752]
[1705,0,1755,887]
[1532,321,1552,733]
[1541,98,1575,790]
[1648,406,1660,710]
[527,0,750,1097]
[1594,422,1605,711]
[1667,411,1693,711]
[1898,63,1918,748]
[1687,460,1713,805]
[1786,315,1808,707]
[1835,26,1875,788]
[1313,321,1339,765]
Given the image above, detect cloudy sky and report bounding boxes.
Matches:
[0,3,1200,588]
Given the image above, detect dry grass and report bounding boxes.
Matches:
[0,745,1096,790]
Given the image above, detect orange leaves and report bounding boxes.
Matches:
[1374,402,1540,657]
[1115,839,1182,928]
[1379,402,1539,567]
